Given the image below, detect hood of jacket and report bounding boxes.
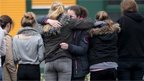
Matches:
[124,11,144,23]
[89,21,120,36]
[17,27,40,36]
[94,20,107,27]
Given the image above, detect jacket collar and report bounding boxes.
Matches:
[89,21,120,36]
[17,27,39,36]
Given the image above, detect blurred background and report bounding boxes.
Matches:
[0,0,144,80]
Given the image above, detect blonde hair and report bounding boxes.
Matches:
[96,11,114,28]
[89,11,120,37]
[21,12,36,27]
[43,1,64,32]
[96,11,108,21]
[48,1,64,19]
[120,0,138,13]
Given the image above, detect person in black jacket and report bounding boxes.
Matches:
[60,5,89,81]
[37,2,93,81]
[117,0,144,81]
[88,11,120,81]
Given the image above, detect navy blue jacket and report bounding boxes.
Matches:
[68,30,89,78]
[88,21,120,65]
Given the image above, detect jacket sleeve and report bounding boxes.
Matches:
[12,37,20,64]
[38,36,44,62]
[34,23,43,34]
[69,18,94,30]
[117,17,125,29]
[0,27,4,47]
[68,34,89,56]
[37,16,48,25]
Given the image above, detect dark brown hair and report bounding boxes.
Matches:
[0,15,13,29]
[79,6,88,18]
[67,5,88,18]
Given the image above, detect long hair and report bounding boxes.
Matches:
[96,11,113,27]
[96,11,113,28]
[21,12,36,27]
[96,11,108,21]
[48,1,64,19]
[89,11,120,37]
[120,0,138,13]
[43,1,64,32]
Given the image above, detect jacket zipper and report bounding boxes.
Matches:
[75,60,78,74]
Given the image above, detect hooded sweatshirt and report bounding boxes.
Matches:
[117,11,144,61]
[13,27,44,64]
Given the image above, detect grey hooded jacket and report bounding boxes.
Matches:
[13,27,44,64]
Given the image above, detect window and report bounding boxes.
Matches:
[106,0,144,5]
[107,0,121,5]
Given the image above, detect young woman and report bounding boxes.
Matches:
[88,11,120,81]
[0,15,17,81]
[13,12,44,81]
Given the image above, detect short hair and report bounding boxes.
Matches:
[120,0,138,12]
[79,6,88,18]
[0,15,13,29]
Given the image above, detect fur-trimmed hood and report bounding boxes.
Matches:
[89,21,121,37]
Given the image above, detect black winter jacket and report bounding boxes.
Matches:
[117,11,144,62]
[88,21,120,65]
[68,30,89,78]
